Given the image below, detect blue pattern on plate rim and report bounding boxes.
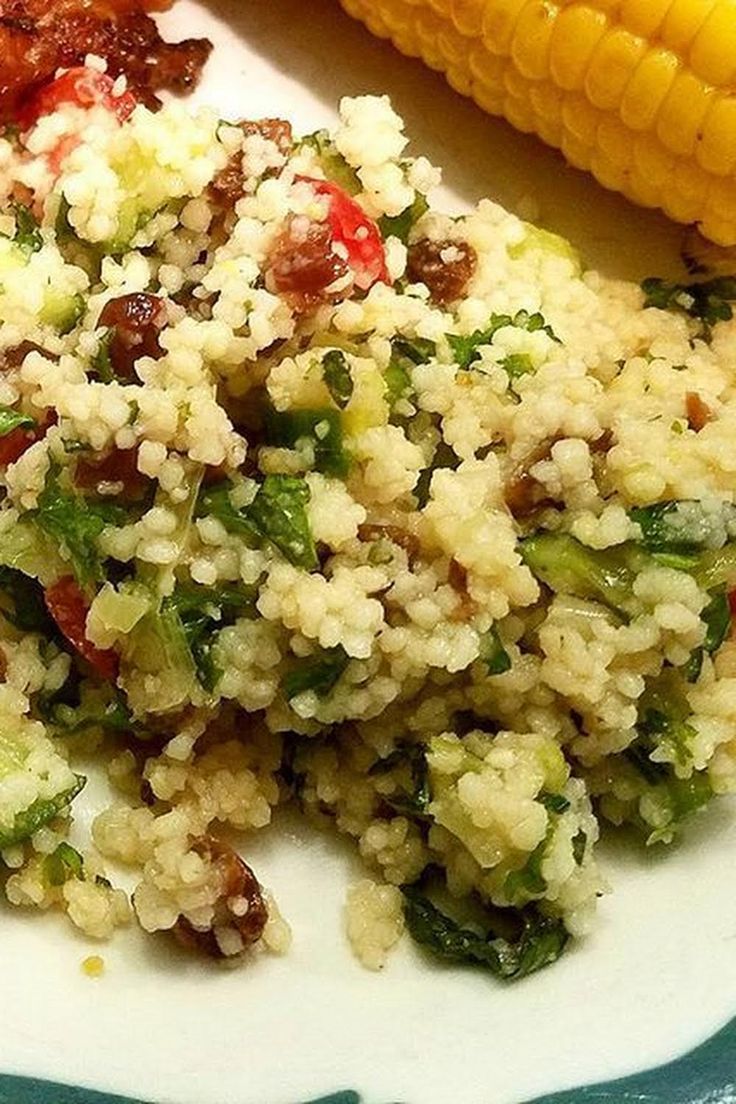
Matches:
[2,1012,736,1104]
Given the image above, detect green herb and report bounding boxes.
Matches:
[383,335,434,411]
[501,353,535,382]
[379,194,429,245]
[0,565,56,635]
[402,887,569,981]
[44,692,132,735]
[282,644,350,701]
[12,203,42,253]
[196,483,261,541]
[33,469,126,586]
[415,440,460,510]
[572,830,587,865]
[519,531,648,619]
[0,774,86,848]
[629,501,714,555]
[685,587,731,682]
[505,838,547,899]
[624,669,714,839]
[196,477,318,570]
[54,195,76,243]
[164,581,257,692]
[392,336,436,365]
[540,792,570,814]
[0,405,35,437]
[322,350,354,409]
[90,331,114,383]
[369,743,431,816]
[641,275,736,330]
[478,625,511,674]
[44,841,84,887]
[449,310,558,371]
[249,475,318,569]
[265,407,349,479]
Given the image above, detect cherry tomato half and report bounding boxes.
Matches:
[298,176,389,291]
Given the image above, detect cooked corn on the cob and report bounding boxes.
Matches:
[339,0,736,246]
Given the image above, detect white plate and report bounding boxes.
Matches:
[3,4,736,1103]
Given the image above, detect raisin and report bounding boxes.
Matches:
[406,238,477,305]
[264,217,350,310]
[98,293,167,379]
[173,837,268,958]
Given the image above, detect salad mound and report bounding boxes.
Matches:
[0,65,735,974]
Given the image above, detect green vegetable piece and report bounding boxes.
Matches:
[300,130,361,194]
[540,792,570,814]
[402,887,569,981]
[283,644,349,701]
[44,841,84,887]
[265,407,349,479]
[519,532,647,619]
[368,743,431,816]
[379,194,429,245]
[12,203,42,254]
[449,310,558,372]
[642,275,736,330]
[383,358,412,409]
[249,475,318,570]
[478,625,511,674]
[0,405,35,437]
[0,565,56,634]
[33,468,126,585]
[693,542,736,591]
[0,774,86,848]
[322,350,354,409]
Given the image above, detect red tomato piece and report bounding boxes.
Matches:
[18,67,137,130]
[298,176,389,290]
[44,577,119,681]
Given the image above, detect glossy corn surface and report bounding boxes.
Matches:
[340,0,736,245]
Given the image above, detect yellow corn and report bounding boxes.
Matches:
[339,0,736,245]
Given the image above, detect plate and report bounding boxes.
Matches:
[3,3,736,1103]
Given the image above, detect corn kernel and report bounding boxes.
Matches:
[619,0,672,37]
[549,6,608,92]
[511,0,556,81]
[618,48,681,131]
[482,0,530,55]
[697,96,736,176]
[450,0,486,35]
[660,0,717,52]
[585,27,647,110]
[562,94,601,145]
[655,70,714,158]
[690,2,736,87]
